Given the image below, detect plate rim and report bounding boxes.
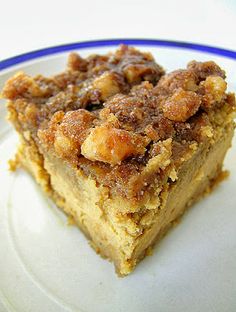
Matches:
[1,38,236,71]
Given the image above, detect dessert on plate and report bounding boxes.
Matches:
[2,45,235,276]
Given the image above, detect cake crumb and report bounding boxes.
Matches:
[201,126,213,138]
[146,246,153,256]
[8,157,20,171]
[67,215,76,226]
[169,167,178,181]
[211,170,229,189]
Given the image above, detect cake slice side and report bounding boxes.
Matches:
[12,115,234,276]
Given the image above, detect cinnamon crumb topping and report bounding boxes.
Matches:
[2,45,235,198]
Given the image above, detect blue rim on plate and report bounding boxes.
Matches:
[1,38,236,71]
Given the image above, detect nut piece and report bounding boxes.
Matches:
[81,125,148,165]
[155,69,198,94]
[162,89,201,122]
[123,64,161,84]
[187,60,226,80]
[92,72,121,101]
[1,72,45,99]
[38,109,96,163]
[67,52,88,72]
[203,76,227,103]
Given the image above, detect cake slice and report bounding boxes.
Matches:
[2,46,235,276]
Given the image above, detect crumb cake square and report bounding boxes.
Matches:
[2,45,235,276]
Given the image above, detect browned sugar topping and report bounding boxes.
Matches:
[2,46,235,198]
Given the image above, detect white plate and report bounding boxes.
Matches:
[0,40,236,312]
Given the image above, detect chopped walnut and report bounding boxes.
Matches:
[123,63,163,84]
[154,69,198,94]
[162,89,201,122]
[1,72,53,100]
[67,52,88,72]
[39,110,96,163]
[200,75,227,109]
[81,125,149,165]
[114,45,164,84]
[187,60,226,81]
[92,71,123,101]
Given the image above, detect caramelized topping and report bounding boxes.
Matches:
[81,124,149,165]
[1,72,59,100]
[92,71,123,101]
[200,76,227,109]
[154,69,198,94]
[2,45,235,197]
[38,110,96,164]
[187,60,226,81]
